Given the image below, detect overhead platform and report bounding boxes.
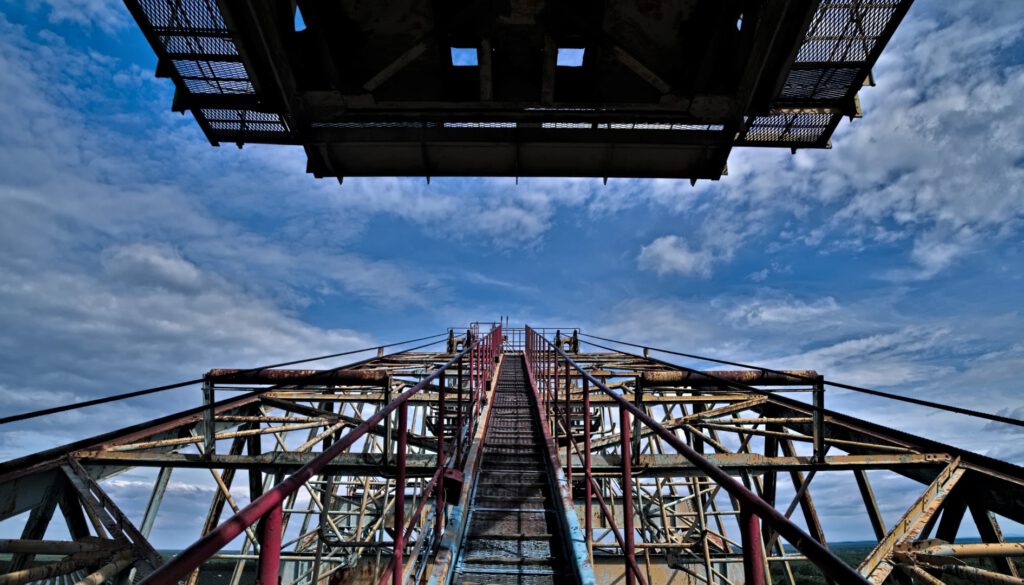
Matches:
[124,0,913,180]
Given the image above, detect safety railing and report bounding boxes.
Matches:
[504,326,576,352]
[522,326,869,585]
[138,326,502,585]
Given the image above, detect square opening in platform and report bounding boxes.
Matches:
[450,47,478,66]
[557,48,585,67]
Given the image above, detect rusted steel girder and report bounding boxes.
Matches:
[561,452,951,477]
[9,324,1024,585]
[206,368,389,385]
[641,369,819,386]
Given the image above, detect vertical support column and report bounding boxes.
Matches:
[456,357,464,466]
[548,345,554,418]
[384,378,393,465]
[762,422,778,546]
[469,345,476,424]
[394,402,408,585]
[257,505,282,585]
[248,420,264,502]
[553,354,560,441]
[632,378,642,461]
[740,507,766,585]
[436,369,446,541]
[202,375,215,458]
[813,376,826,464]
[565,359,572,487]
[313,473,333,585]
[620,407,636,585]
[583,376,593,559]
[475,343,482,417]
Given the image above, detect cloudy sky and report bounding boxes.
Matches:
[1,1,1022,545]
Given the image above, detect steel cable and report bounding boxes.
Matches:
[0,331,449,425]
[579,332,1024,429]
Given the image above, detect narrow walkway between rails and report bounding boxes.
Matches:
[452,356,581,585]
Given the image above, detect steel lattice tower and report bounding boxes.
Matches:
[2,325,1023,585]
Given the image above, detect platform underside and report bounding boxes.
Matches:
[124,0,912,179]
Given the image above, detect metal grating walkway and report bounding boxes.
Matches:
[452,357,579,585]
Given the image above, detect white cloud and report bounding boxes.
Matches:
[637,235,715,278]
[30,0,127,32]
[578,289,1024,462]
[725,296,840,328]
[101,243,204,292]
[623,2,1024,280]
[748,268,769,282]
[0,14,422,459]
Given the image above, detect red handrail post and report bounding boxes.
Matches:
[456,356,464,466]
[393,402,408,585]
[620,406,636,585]
[565,359,572,487]
[257,505,282,585]
[583,376,592,554]
[475,342,482,418]
[553,354,559,442]
[435,368,446,541]
[469,345,476,423]
[741,506,767,585]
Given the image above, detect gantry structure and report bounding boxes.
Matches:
[2,324,1023,585]
[122,0,912,179]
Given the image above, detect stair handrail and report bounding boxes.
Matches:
[139,326,503,585]
[523,326,870,585]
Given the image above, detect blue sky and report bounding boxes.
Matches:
[0,1,1022,543]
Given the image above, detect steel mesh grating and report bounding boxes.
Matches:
[464,537,558,560]
[781,67,860,101]
[136,0,226,31]
[134,0,254,96]
[796,0,903,63]
[467,510,555,537]
[159,35,237,56]
[457,571,559,585]
[202,109,289,137]
[780,0,906,105]
[740,110,837,144]
[444,121,517,129]
[312,121,440,129]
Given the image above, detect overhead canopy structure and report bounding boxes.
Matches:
[124,0,912,180]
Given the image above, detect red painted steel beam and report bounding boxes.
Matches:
[256,505,282,585]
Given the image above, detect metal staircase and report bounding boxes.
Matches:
[451,357,580,585]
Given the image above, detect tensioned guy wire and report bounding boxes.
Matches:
[579,332,1024,429]
[0,331,449,425]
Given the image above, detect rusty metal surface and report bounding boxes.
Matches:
[207,368,389,384]
[641,369,819,386]
[6,323,1024,585]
